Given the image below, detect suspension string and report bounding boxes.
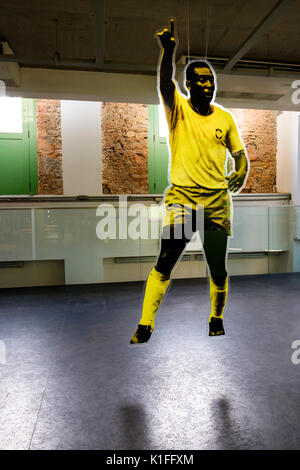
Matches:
[266,34,271,76]
[205,0,213,59]
[55,18,59,52]
[186,0,190,62]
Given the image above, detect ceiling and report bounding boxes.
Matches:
[1,0,300,71]
[1,0,300,108]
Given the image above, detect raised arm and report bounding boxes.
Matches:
[156,19,176,109]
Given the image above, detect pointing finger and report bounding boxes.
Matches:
[170,18,175,36]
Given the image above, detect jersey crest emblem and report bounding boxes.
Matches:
[215,129,223,140]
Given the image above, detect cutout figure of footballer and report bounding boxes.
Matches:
[130,19,249,344]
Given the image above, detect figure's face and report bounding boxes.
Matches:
[186,66,215,103]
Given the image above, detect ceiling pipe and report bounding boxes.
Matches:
[223,0,295,73]
[181,54,300,68]
[2,52,300,75]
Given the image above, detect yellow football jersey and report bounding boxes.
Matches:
[162,84,244,189]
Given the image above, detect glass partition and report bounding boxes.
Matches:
[268,205,299,274]
[0,203,299,286]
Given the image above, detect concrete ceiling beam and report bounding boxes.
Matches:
[0,53,158,73]
[223,0,295,73]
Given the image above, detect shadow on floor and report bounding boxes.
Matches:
[211,397,259,450]
[118,403,150,450]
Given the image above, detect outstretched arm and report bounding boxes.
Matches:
[227,149,249,193]
[156,19,176,109]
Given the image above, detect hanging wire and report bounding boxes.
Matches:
[266,34,270,59]
[205,0,213,59]
[53,18,60,62]
[186,0,190,63]
[55,19,58,51]
[266,34,272,76]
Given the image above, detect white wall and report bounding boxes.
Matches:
[277,112,300,273]
[61,100,102,196]
[277,111,300,204]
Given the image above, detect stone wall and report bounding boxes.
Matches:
[230,109,278,193]
[101,102,149,194]
[36,99,63,194]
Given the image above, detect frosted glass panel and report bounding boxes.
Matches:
[34,208,103,284]
[0,97,23,133]
[269,205,298,274]
[269,206,290,252]
[229,206,268,252]
[0,203,299,284]
[0,209,33,260]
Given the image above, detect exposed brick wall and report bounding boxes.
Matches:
[101,103,277,195]
[230,109,278,193]
[35,101,277,195]
[36,99,63,194]
[101,102,149,194]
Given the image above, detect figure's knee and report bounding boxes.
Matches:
[155,258,173,278]
[210,270,227,286]
[156,236,187,278]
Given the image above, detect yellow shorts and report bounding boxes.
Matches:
[163,185,232,236]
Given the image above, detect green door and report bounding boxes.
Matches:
[148,104,170,194]
[0,98,37,195]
